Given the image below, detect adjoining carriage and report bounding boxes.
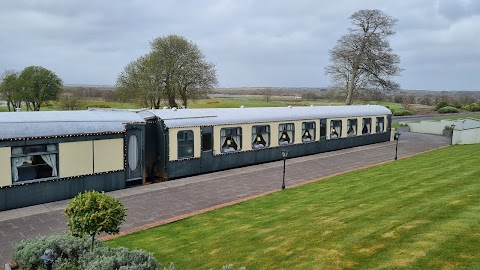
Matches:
[0,110,145,211]
[0,105,392,211]
[140,105,392,181]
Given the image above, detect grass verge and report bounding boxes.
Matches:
[107,145,480,269]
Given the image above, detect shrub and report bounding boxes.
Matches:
[398,123,409,127]
[13,233,96,270]
[438,106,459,114]
[435,101,449,110]
[392,109,413,116]
[65,191,127,251]
[463,102,480,112]
[79,246,160,270]
[444,125,453,131]
[13,233,165,270]
[59,94,82,110]
[85,103,111,108]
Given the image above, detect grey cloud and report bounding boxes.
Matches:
[0,0,479,90]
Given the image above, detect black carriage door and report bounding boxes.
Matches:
[126,128,143,182]
[200,126,213,173]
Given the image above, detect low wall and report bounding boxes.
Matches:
[453,128,480,145]
[408,121,444,135]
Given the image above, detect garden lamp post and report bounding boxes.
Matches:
[394,131,401,160]
[281,148,289,189]
[451,124,456,145]
[40,249,55,270]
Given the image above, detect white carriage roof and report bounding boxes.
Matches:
[0,110,145,140]
[143,105,391,128]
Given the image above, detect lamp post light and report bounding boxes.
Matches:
[281,148,289,190]
[394,131,401,160]
[451,124,456,145]
[40,249,55,270]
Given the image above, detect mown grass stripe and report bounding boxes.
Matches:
[107,145,480,269]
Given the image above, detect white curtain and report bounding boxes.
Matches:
[128,135,139,171]
[11,147,25,182]
[41,144,58,177]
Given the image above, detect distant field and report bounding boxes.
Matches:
[107,145,480,269]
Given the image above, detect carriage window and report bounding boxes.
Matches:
[252,125,270,149]
[221,127,242,153]
[11,144,58,182]
[202,133,212,151]
[376,117,385,133]
[177,130,194,159]
[128,135,139,171]
[362,118,371,134]
[330,120,342,138]
[347,119,357,136]
[320,119,327,139]
[279,123,294,145]
[302,122,315,142]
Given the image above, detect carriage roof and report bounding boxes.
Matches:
[0,110,145,140]
[140,105,392,128]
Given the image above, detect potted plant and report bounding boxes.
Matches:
[397,123,410,132]
[442,125,453,137]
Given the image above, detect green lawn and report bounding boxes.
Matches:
[107,145,480,269]
[189,97,345,108]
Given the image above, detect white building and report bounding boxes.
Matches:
[405,118,480,145]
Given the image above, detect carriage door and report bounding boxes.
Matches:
[126,128,143,183]
[200,126,213,173]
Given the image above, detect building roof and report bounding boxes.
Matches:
[0,110,145,140]
[143,105,391,128]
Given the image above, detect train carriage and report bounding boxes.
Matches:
[140,105,392,181]
[0,110,146,211]
[0,105,391,211]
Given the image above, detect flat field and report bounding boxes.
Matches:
[107,145,480,269]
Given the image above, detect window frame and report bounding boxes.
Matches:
[128,134,139,171]
[302,121,316,142]
[330,120,342,139]
[202,132,212,152]
[376,117,385,133]
[362,118,372,134]
[252,125,270,149]
[11,144,59,183]
[278,123,295,145]
[220,127,242,153]
[347,119,358,137]
[177,130,195,159]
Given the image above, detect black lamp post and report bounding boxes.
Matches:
[40,249,55,270]
[450,124,456,145]
[281,148,289,190]
[394,131,401,160]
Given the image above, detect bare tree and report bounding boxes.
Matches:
[326,9,403,105]
[262,88,274,102]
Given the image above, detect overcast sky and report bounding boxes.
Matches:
[1,0,479,91]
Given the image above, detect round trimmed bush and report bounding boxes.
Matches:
[438,106,459,114]
[435,101,449,110]
[392,109,413,116]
